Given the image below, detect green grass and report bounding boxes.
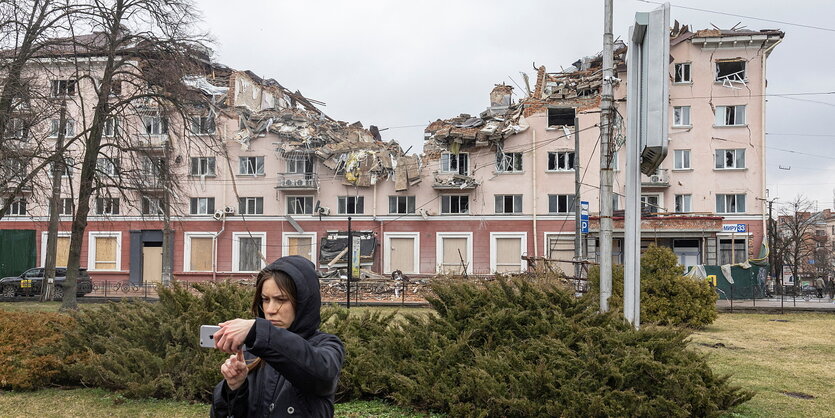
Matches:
[689,313,835,417]
[0,388,435,417]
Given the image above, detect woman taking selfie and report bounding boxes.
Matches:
[210,255,344,417]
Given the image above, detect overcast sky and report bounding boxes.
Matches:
[197,0,835,211]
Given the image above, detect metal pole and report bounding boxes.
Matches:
[624,17,642,327]
[574,117,582,282]
[599,0,614,313]
[346,217,352,309]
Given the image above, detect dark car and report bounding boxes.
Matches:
[0,267,93,298]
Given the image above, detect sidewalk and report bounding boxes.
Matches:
[717,296,835,313]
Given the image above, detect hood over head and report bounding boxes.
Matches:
[262,255,321,339]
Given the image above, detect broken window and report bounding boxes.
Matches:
[496,152,523,173]
[441,195,469,214]
[714,149,745,169]
[142,114,168,135]
[719,238,746,264]
[190,197,215,214]
[49,118,75,138]
[714,105,745,126]
[673,106,690,126]
[494,195,522,214]
[142,196,163,215]
[239,197,264,215]
[640,195,661,212]
[547,151,575,171]
[190,115,216,135]
[95,197,120,215]
[337,196,364,215]
[50,79,76,97]
[675,194,692,212]
[548,194,575,214]
[191,157,216,176]
[716,194,745,214]
[389,195,415,214]
[102,117,118,137]
[440,152,468,175]
[287,196,313,215]
[239,156,265,175]
[674,149,691,170]
[716,60,745,83]
[287,154,313,174]
[4,118,29,140]
[547,108,575,127]
[96,157,119,177]
[674,63,691,83]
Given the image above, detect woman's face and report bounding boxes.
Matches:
[261,278,296,328]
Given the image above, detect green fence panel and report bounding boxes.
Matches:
[703,264,768,300]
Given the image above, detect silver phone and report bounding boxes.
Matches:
[200,325,221,348]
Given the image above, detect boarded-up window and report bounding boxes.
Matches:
[190,237,213,271]
[389,237,416,273]
[287,237,313,261]
[56,236,70,267]
[94,237,117,270]
[495,238,522,273]
[547,236,575,274]
[238,237,262,271]
[440,237,467,274]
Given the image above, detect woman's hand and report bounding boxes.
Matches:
[220,352,248,391]
[214,319,255,354]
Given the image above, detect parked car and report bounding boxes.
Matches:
[0,267,93,298]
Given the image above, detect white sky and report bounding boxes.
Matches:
[196,0,835,211]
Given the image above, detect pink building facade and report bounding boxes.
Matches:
[0,26,783,283]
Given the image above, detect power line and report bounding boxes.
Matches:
[636,0,835,32]
[767,133,835,137]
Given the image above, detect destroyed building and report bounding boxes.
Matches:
[1,23,784,281]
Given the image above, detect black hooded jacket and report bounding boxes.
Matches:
[211,256,344,417]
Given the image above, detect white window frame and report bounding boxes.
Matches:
[87,231,122,271]
[49,118,75,138]
[282,232,317,262]
[142,196,164,215]
[675,194,692,213]
[232,232,267,273]
[287,195,314,215]
[490,232,527,273]
[674,149,691,170]
[673,106,691,127]
[388,195,416,214]
[190,115,216,135]
[239,156,265,176]
[190,197,215,215]
[440,152,469,175]
[95,197,120,215]
[548,194,576,214]
[440,195,469,214]
[716,193,746,214]
[641,194,662,212]
[96,157,118,176]
[191,156,216,176]
[184,232,215,272]
[337,196,365,215]
[103,117,118,137]
[286,154,313,174]
[547,151,575,171]
[436,232,473,274]
[40,231,72,266]
[494,194,523,214]
[59,197,73,215]
[673,62,691,83]
[50,79,76,97]
[496,152,523,173]
[238,196,264,215]
[383,232,420,274]
[714,149,746,169]
[714,105,746,126]
[142,114,168,136]
[5,197,26,216]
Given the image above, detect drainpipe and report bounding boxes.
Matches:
[760,38,781,246]
[532,129,539,257]
[212,215,227,281]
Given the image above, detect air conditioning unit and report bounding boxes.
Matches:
[295,179,305,186]
[283,178,294,187]
[224,206,235,215]
[650,175,662,183]
[212,210,225,220]
[317,207,331,216]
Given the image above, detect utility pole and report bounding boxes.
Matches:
[598,0,615,312]
[346,216,352,309]
[42,99,67,301]
[574,117,582,282]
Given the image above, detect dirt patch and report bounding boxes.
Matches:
[697,342,744,350]
[781,391,815,399]
[769,319,790,322]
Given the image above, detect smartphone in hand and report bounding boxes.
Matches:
[200,325,221,348]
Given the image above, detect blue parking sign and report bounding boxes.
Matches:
[581,220,589,234]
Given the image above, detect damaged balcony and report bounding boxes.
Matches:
[433,173,479,190]
[641,168,670,188]
[276,172,318,190]
[133,135,168,152]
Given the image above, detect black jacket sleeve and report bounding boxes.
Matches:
[210,377,250,418]
[245,317,344,396]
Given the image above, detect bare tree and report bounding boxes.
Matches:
[776,196,820,294]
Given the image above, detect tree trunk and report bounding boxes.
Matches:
[41,99,66,301]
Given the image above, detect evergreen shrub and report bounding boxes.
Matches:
[0,311,74,390]
[328,277,750,417]
[61,280,252,401]
[588,245,718,328]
